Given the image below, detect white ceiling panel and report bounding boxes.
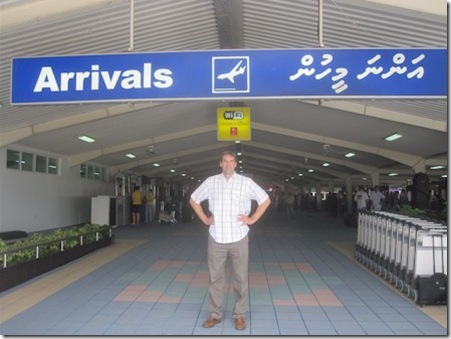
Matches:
[0,0,447,189]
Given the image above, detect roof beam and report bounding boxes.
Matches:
[0,0,112,29]
[252,122,423,168]
[0,102,164,148]
[363,0,446,16]
[69,123,217,167]
[247,140,376,174]
[110,142,227,174]
[300,100,446,132]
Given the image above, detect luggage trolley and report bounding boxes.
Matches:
[404,222,447,302]
[368,212,380,271]
[380,216,396,280]
[411,229,447,306]
[389,218,406,287]
[356,211,375,268]
[355,211,368,263]
[374,215,390,276]
[392,216,445,294]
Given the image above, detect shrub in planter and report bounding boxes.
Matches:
[0,224,113,292]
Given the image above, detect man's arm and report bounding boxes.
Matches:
[238,197,271,226]
[189,198,214,225]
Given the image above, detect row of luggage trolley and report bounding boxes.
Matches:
[355,210,447,306]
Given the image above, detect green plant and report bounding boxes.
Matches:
[0,223,112,268]
[399,204,447,223]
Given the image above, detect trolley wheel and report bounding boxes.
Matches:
[388,272,393,284]
[403,283,409,294]
[398,280,404,291]
[393,276,398,286]
[406,285,411,298]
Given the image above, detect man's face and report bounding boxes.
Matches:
[220,154,237,175]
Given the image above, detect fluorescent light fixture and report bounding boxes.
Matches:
[298,173,303,176]
[125,153,136,159]
[152,163,160,167]
[322,163,330,167]
[181,173,186,177]
[441,174,447,178]
[345,152,355,158]
[235,140,241,143]
[430,165,445,170]
[237,152,242,156]
[77,135,95,143]
[170,169,175,173]
[388,173,398,176]
[384,133,402,141]
[308,169,314,173]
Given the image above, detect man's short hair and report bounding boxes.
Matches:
[221,150,237,162]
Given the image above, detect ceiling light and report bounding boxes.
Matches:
[384,133,402,141]
[77,135,95,143]
[345,152,355,158]
[125,153,136,159]
[308,169,314,173]
[170,169,175,173]
[298,173,303,176]
[430,165,445,170]
[153,163,160,167]
[388,173,398,176]
[322,163,330,167]
[181,173,186,177]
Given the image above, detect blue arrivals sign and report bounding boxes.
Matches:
[11,48,446,104]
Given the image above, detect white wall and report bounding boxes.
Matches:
[0,145,114,233]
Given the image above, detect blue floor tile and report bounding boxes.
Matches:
[0,210,446,336]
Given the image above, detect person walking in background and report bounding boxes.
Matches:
[354,185,369,212]
[285,191,295,219]
[131,186,142,225]
[369,185,385,211]
[189,151,271,331]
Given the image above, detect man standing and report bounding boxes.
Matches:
[354,185,369,212]
[369,185,385,211]
[131,186,142,225]
[190,151,271,331]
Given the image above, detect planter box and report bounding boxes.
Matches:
[0,236,112,293]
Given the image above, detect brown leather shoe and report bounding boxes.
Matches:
[235,317,246,330]
[202,317,221,328]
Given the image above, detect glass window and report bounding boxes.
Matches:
[87,165,94,179]
[100,167,106,181]
[48,158,58,174]
[94,166,101,180]
[36,155,47,173]
[80,164,87,178]
[22,152,34,171]
[7,149,20,169]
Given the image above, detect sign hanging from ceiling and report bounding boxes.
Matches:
[217,107,251,141]
[11,48,446,104]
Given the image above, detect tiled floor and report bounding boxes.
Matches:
[0,208,447,335]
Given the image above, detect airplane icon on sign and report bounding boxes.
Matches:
[217,60,246,83]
